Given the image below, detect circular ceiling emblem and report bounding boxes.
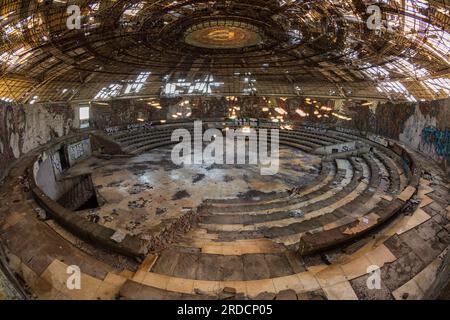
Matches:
[184,20,263,49]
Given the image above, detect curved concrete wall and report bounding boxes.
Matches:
[342,98,450,177]
[31,137,91,201]
[2,98,449,182]
[0,102,74,181]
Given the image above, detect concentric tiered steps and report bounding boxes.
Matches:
[94,123,448,300]
[110,124,195,155]
[0,122,448,300]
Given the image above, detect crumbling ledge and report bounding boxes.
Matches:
[31,183,148,260]
[145,207,202,252]
[24,132,147,260]
[26,130,202,260]
[30,178,201,259]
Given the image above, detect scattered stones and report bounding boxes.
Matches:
[223,175,234,182]
[18,175,30,192]
[289,209,304,218]
[145,208,199,252]
[87,212,100,223]
[103,215,113,223]
[129,182,152,194]
[194,288,209,296]
[125,220,141,231]
[140,233,153,241]
[34,207,47,220]
[308,168,319,174]
[422,171,433,181]
[403,199,420,215]
[128,197,150,209]
[288,186,302,197]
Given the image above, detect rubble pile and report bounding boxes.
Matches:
[144,208,199,252]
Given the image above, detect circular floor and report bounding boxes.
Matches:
[66,145,321,239]
[0,127,448,300]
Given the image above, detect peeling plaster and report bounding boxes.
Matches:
[341,98,450,176]
[399,104,438,150]
[0,102,74,180]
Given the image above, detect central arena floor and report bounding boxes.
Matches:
[66,145,321,239]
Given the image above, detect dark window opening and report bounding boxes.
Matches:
[58,146,70,171]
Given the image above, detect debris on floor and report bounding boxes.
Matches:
[125,220,141,231]
[223,175,234,182]
[288,186,302,197]
[308,168,319,174]
[18,175,30,192]
[34,207,47,220]
[87,211,100,223]
[289,209,304,218]
[129,182,153,194]
[156,207,167,215]
[402,197,420,215]
[194,288,210,296]
[110,230,127,243]
[422,171,433,181]
[128,197,150,209]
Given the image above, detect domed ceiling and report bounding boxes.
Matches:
[0,0,449,104]
[184,20,263,49]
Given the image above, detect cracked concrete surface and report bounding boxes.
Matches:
[65,145,321,239]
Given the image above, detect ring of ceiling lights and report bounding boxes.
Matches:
[183,20,264,49]
[144,15,283,55]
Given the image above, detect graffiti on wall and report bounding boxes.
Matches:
[421,126,450,161]
[67,139,91,166]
